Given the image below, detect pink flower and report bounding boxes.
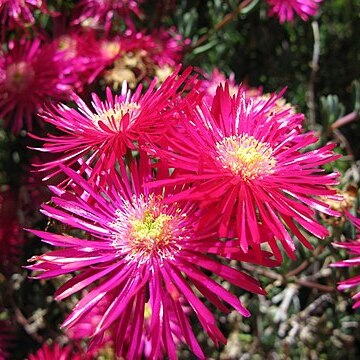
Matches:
[72,0,143,31]
[148,27,191,68]
[27,343,86,360]
[266,0,322,23]
[148,84,340,260]
[50,31,121,88]
[67,292,188,357]
[103,28,190,88]
[33,68,197,184]
[331,212,360,308]
[27,157,273,359]
[0,0,47,29]
[0,38,75,133]
[199,68,262,107]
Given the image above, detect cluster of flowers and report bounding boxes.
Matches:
[24,63,342,359]
[0,1,188,133]
[0,0,324,134]
[3,0,360,359]
[0,0,323,30]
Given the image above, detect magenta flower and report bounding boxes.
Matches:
[0,0,47,29]
[27,343,86,360]
[50,30,121,89]
[199,68,262,107]
[266,0,322,23]
[33,68,197,183]
[72,0,143,31]
[0,38,75,133]
[27,158,273,359]
[331,212,360,308]
[67,292,188,357]
[148,27,191,68]
[148,84,340,259]
[120,28,190,67]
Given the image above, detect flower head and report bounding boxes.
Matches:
[33,67,197,184]
[27,157,273,359]
[51,31,121,89]
[331,212,360,308]
[72,0,143,31]
[199,68,263,108]
[0,188,24,274]
[148,83,340,260]
[27,343,86,360]
[104,28,189,89]
[266,0,322,23]
[0,38,75,133]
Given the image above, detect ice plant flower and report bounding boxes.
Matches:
[27,343,86,360]
[104,28,189,89]
[266,0,322,23]
[0,38,75,133]
[27,158,272,359]
[331,212,360,308]
[67,292,188,358]
[199,68,262,107]
[33,67,197,184]
[148,83,340,259]
[72,0,143,31]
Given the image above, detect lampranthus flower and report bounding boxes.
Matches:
[27,343,86,360]
[27,157,273,359]
[67,292,187,358]
[104,28,189,89]
[148,83,340,259]
[51,31,121,89]
[266,0,322,23]
[33,67,197,184]
[331,212,360,308]
[0,38,75,133]
[72,0,143,31]
[199,68,262,107]
[0,321,14,360]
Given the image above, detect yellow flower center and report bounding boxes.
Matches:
[58,36,77,59]
[101,41,121,60]
[111,195,185,263]
[216,134,276,180]
[144,303,152,320]
[92,102,140,129]
[130,211,173,249]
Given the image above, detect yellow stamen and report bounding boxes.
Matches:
[144,303,152,320]
[216,134,276,180]
[92,102,140,128]
[130,211,173,249]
